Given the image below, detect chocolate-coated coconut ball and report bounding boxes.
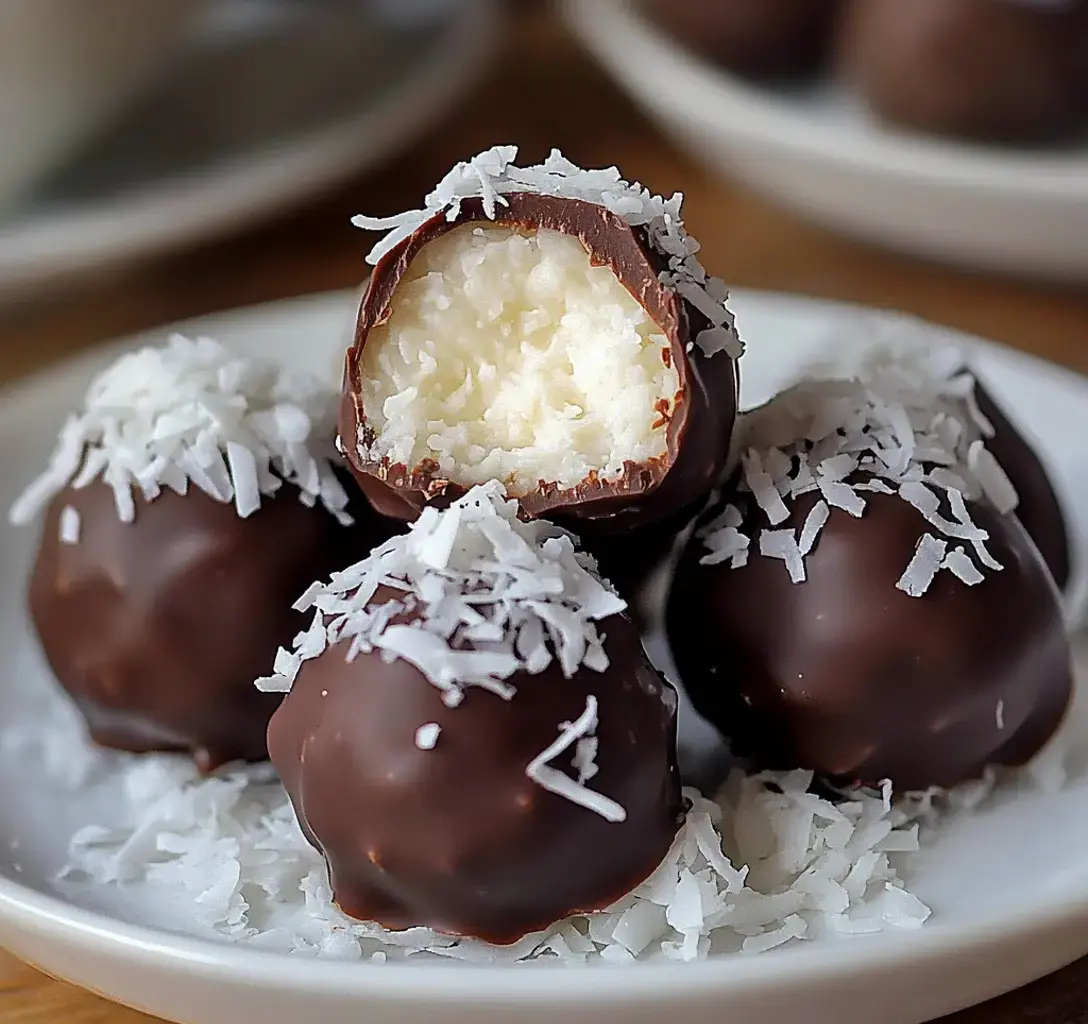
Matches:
[264,484,684,943]
[667,373,1072,792]
[642,0,841,79]
[839,0,1088,143]
[343,149,740,538]
[12,337,395,772]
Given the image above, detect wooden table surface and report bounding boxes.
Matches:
[0,6,1086,1023]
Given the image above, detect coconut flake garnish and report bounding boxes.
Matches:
[525,697,626,823]
[796,501,829,557]
[58,506,80,545]
[258,482,628,820]
[414,723,441,751]
[897,534,948,598]
[703,349,1021,597]
[9,335,352,529]
[351,146,743,363]
[696,504,749,567]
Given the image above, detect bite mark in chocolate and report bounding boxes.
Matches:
[342,151,739,536]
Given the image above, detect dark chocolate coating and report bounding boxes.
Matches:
[667,486,1072,791]
[584,503,702,633]
[975,381,1071,591]
[839,0,1088,144]
[29,477,394,772]
[641,0,841,79]
[341,192,738,537]
[268,590,684,943]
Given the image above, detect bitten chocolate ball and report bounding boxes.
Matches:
[29,481,378,772]
[342,150,740,537]
[12,336,397,772]
[839,0,1088,143]
[642,0,841,79]
[264,484,684,943]
[666,375,1072,792]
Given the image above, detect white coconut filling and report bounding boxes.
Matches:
[359,224,680,494]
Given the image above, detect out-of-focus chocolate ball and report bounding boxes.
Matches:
[839,0,1088,143]
[642,0,841,79]
[268,591,684,944]
[29,479,392,772]
[668,486,1072,792]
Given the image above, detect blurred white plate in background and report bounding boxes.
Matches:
[0,0,497,295]
[565,0,1088,283]
[0,0,204,210]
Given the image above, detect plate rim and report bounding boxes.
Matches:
[563,0,1088,196]
[0,0,498,291]
[2,288,1088,1004]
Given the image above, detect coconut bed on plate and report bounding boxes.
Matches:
[4,669,1073,965]
[6,685,952,964]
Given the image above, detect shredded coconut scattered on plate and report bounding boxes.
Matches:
[702,346,1020,596]
[351,146,744,362]
[55,754,932,964]
[8,334,352,530]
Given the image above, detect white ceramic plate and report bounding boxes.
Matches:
[0,0,496,294]
[564,0,1088,282]
[2,289,1088,1024]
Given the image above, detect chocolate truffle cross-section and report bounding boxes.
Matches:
[342,147,741,535]
[262,482,685,944]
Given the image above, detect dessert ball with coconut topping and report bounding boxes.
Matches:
[12,336,396,773]
[263,483,684,943]
[667,366,1072,793]
[342,147,741,536]
[838,0,1088,144]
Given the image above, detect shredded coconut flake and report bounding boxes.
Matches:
[798,501,830,557]
[414,723,441,751]
[759,530,806,584]
[897,534,948,598]
[58,506,80,545]
[525,697,625,822]
[9,335,351,529]
[351,146,743,365]
[941,547,986,587]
